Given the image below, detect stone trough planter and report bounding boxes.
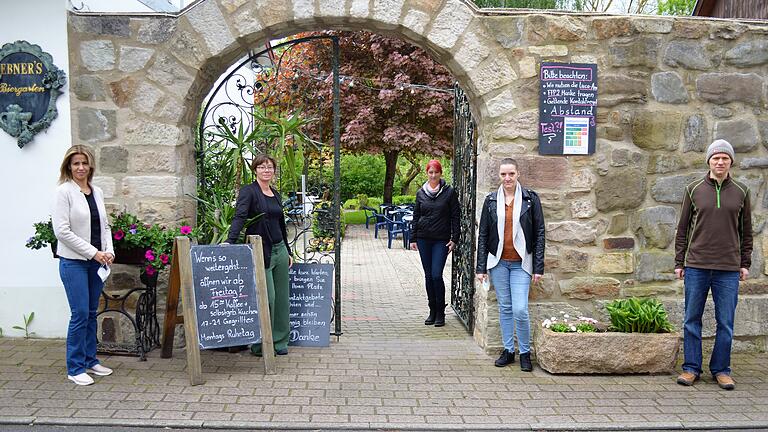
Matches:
[534,328,681,374]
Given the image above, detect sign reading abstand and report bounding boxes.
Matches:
[190,244,261,350]
[289,263,333,347]
[538,62,597,156]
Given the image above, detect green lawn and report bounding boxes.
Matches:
[343,210,367,224]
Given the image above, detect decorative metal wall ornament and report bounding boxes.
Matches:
[0,40,66,148]
[450,83,477,332]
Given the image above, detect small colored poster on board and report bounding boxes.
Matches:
[538,62,597,155]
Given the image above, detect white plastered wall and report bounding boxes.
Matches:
[0,1,72,338]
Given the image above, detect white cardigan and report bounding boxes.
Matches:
[52,180,114,260]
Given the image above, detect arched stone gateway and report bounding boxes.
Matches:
[68,0,768,353]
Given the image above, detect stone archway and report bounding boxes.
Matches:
[68,1,768,353]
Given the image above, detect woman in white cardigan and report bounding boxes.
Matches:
[52,145,115,386]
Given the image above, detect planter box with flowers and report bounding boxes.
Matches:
[534,298,681,374]
[110,211,197,279]
[27,212,197,280]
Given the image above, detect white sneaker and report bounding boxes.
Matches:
[67,373,94,386]
[87,364,113,376]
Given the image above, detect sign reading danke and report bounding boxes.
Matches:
[0,40,66,148]
[289,263,333,347]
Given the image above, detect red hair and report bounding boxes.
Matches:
[425,159,442,173]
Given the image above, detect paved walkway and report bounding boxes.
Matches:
[1,225,767,430]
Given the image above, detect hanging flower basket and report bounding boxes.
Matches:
[113,245,146,265]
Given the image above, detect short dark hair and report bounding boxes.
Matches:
[251,154,277,173]
[499,158,518,169]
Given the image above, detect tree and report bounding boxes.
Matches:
[657,0,695,15]
[271,31,455,204]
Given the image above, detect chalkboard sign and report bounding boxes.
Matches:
[288,263,333,347]
[539,62,597,155]
[190,244,261,350]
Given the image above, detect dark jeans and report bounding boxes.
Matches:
[59,258,103,376]
[416,238,450,310]
[683,267,739,377]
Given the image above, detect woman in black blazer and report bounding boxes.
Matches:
[226,154,293,356]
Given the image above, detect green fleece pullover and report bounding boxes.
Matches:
[675,174,753,272]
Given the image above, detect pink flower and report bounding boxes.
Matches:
[180,225,192,235]
[145,265,156,276]
[113,230,124,240]
[145,250,155,261]
[159,254,169,264]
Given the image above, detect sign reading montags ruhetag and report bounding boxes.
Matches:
[0,40,66,148]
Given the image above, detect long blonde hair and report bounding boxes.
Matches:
[58,145,96,184]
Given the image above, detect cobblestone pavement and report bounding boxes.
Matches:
[1,225,767,430]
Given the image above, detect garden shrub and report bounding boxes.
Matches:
[605,297,674,333]
[392,195,416,205]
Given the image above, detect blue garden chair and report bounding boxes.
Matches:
[361,206,378,229]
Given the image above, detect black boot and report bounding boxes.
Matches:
[424,308,436,325]
[434,305,446,327]
[520,352,533,372]
[495,349,515,367]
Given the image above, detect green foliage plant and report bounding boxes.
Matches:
[343,198,359,210]
[357,194,369,208]
[187,192,262,244]
[657,0,695,15]
[13,312,35,338]
[25,217,56,251]
[392,195,416,205]
[605,297,674,333]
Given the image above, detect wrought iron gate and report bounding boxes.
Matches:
[450,84,477,331]
[197,36,343,337]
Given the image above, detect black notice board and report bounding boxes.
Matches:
[0,52,50,123]
[288,263,333,347]
[539,62,597,155]
[190,244,261,350]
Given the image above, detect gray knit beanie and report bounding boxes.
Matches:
[706,139,735,164]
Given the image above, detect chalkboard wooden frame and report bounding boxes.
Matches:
[161,235,275,385]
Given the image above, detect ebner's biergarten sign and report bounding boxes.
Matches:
[0,40,66,148]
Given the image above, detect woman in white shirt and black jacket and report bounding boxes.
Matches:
[476,158,545,372]
[53,145,115,386]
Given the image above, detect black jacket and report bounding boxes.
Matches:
[226,182,291,268]
[476,187,545,274]
[410,182,460,243]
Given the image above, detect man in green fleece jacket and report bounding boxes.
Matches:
[674,139,753,391]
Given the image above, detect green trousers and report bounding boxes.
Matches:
[251,241,291,354]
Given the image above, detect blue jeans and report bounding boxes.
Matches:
[59,258,104,376]
[682,267,739,377]
[416,239,450,310]
[489,260,531,354]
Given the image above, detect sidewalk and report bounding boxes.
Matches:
[1,225,767,430]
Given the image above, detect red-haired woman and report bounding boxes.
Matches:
[409,160,460,327]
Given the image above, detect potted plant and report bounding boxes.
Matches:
[25,217,57,258]
[534,298,681,374]
[110,211,198,281]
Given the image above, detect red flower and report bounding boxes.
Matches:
[145,265,156,276]
[145,249,155,261]
[159,254,169,264]
[113,230,124,241]
[180,225,192,235]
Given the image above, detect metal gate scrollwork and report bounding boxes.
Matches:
[450,84,477,332]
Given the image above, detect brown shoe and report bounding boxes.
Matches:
[676,371,699,386]
[715,374,735,390]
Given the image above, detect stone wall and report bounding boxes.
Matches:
[66,0,768,353]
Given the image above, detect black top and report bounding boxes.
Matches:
[264,194,284,244]
[226,182,292,268]
[83,192,102,251]
[410,181,460,243]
